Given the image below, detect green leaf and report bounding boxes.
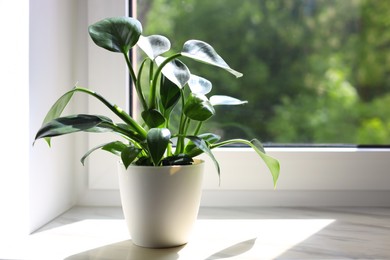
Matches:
[184,93,215,121]
[146,128,171,166]
[155,56,191,88]
[186,135,220,183]
[210,95,248,106]
[185,133,221,154]
[42,91,74,126]
[137,35,171,60]
[188,74,212,95]
[35,114,113,141]
[160,75,181,110]
[161,154,194,166]
[40,89,76,145]
[249,139,280,188]
[80,141,127,165]
[141,109,166,128]
[121,145,142,168]
[181,40,243,78]
[88,17,142,53]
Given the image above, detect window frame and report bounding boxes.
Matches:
[79,0,390,207]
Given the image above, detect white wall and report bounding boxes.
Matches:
[0,0,89,235]
[0,0,30,237]
[29,0,89,232]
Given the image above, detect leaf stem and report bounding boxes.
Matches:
[74,87,147,138]
[193,121,203,136]
[149,53,182,109]
[135,59,149,111]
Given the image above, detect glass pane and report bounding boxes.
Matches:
[136,0,390,145]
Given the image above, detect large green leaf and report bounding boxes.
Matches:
[160,75,181,110]
[181,40,243,78]
[155,56,191,88]
[249,139,280,188]
[137,35,171,60]
[146,128,171,166]
[184,93,215,121]
[208,138,279,187]
[88,17,142,53]
[35,114,113,141]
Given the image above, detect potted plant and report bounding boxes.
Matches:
[34,16,280,248]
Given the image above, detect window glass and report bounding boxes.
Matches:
[136,0,390,145]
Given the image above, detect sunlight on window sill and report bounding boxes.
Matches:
[0,217,333,259]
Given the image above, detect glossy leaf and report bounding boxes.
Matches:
[161,154,194,166]
[210,95,248,106]
[188,74,212,95]
[181,40,243,78]
[81,141,127,165]
[249,139,280,188]
[155,56,191,88]
[42,91,74,126]
[40,89,75,145]
[186,135,220,182]
[88,17,142,53]
[137,35,171,60]
[121,145,142,168]
[35,114,113,141]
[147,128,171,166]
[141,109,166,128]
[160,75,181,110]
[184,133,221,154]
[184,93,215,121]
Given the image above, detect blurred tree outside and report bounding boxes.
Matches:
[136,0,390,145]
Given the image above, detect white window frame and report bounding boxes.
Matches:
[78,0,390,207]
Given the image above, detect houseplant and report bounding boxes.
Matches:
[34,16,280,247]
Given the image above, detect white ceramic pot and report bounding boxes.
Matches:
[117,159,204,248]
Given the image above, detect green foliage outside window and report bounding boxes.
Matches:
[137,0,390,145]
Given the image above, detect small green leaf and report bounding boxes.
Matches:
[160,75,181,110]
[88,17,142,53]
[146,128,171,166]
[81,141,127,165]
[121,145,142,168]
[155,56,191,88]
[161,154,194,166]
[137,35,171,60]
[185,133,221,154]
[42,90,75,126]
[188,74,212,95]
[181,40,243,78]
[141,109,166,128]
[40,88,76,145]
[184,93,215,121]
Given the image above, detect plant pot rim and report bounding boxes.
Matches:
[118,158,204,169]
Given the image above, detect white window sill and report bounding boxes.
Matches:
[1,206,389,259]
